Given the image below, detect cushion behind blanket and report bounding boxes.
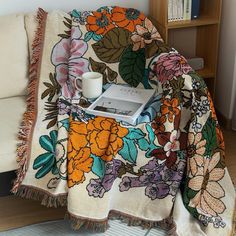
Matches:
[0,14,28,98]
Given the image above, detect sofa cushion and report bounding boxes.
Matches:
[0,96,26,173]
[24,12,38,59]
[0,14,28,99]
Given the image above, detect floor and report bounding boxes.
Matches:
[0,219,166,236]
[0,197,66,231]
[0,129,235,232]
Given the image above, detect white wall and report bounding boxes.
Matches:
[0,0,149,15]
[215,0,236,119]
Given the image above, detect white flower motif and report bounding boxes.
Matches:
[164,130,180,157]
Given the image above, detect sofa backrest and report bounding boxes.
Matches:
[0,14,28,99]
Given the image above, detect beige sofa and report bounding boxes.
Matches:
[0,13,36,194]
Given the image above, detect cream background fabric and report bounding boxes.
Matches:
[0,96,26,172]
[0,14,28,98]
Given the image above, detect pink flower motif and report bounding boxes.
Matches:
[151,53,193,83]
[164,130,180,157]
[131,18,163,51]
[51,26,89,98]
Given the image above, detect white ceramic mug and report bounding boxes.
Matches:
[75,72,103,99]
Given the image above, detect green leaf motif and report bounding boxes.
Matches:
[89,57,107,74]
[58,34,70,39]
[92,27,131,63]
[145,41,171,58]
[41,73,60,102]
[119,46,145,87]
[91,154,105,178]
[89,57,118,84]
[202,117,217,157]
[44,101,58,130]
[107,67,118,82]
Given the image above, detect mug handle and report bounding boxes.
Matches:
[74,76,82,92]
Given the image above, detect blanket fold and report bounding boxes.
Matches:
[13,7,235,236]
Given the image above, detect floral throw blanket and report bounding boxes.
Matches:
[13,7,235,236]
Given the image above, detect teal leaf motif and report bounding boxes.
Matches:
[52,165,59,175]
[142,69,152,89]
[135,124,159,158]
[33,153,54,169]
[50,130,58,147]
[91,154,105,178]
[92,33,103,41]
[71,9,81,18]
[35,157,55,179]
[118,137,137,164]
[60,118,70,131]
[39,135,54,152]
[126,128,146,140]
[119,46,145,87]
[84,31,94,42]
[137,139,149,151]
[146,124,156,144]
[33,130,58,179]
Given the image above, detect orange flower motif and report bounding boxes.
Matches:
[86,10,114,35]
[67,116,128,188]
[87,117,129,162]
[68,147,93,188]
[161,98,180,123]
[68,121,88,154]
[207,91,217,120]
[111,7,145,32]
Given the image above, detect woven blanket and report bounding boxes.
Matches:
[13,7,235,236]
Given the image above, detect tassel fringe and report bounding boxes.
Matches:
[16,185,67,208]
[15,185,178,235]
[66,211,177,235]
[12,8,48,193]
